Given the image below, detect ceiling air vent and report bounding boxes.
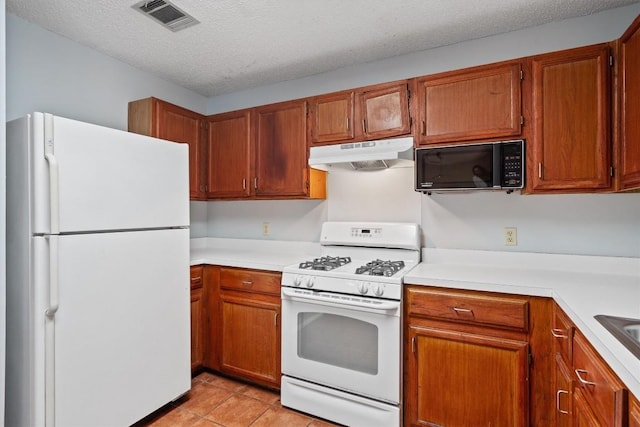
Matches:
[133,0,199,32]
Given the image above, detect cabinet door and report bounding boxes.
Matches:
[155,100,207,200]
[574,387,603,427]
[254,100,309,197]
[630,394,640,427]
[220,295,281,388]
[360,83,411,140]
[619,14,640,190]
[404,326,528,427]
[207,110,252,198]
[555,353,574,426]
[190,287,203,372]
[530,44,611,192]
[415,61,522,145]
[190,266,204,372]
[310,91,355,144]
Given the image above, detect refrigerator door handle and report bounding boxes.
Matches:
[45,235,59,317]
[44,113,60,234]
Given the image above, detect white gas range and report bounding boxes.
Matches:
[280,221,421,427]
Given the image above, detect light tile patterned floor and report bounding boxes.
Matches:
[133,371,342,427]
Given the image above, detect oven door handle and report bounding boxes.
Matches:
[281,287,400,313]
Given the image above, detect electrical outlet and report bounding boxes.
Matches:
[262,222,270,236]
[504,227,517,246]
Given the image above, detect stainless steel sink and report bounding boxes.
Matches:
[594,314,640,359]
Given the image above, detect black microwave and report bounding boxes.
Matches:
[415,140,525,192]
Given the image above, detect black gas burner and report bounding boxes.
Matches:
[299,256,352,271]
[355,259,405,277]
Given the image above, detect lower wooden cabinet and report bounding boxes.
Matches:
[220,294,280,388]
[202,265,281,389]
[190,266,204,372]
[552,303,629,426]
[403,286,547,427]
[405,325,529,426]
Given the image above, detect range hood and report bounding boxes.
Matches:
[308,136,414,171]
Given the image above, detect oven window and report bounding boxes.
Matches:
[297,312,378,375]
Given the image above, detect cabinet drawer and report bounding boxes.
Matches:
[572,331,626,426]
[406,287,529,331]
[220,267,281,296]
[552,304,574,363]
[190,265,203,290]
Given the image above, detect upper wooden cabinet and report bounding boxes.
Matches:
[206,110,252,198]
[414,61,523,145]
[528,44,612,193]
[310,91,355,143]
[310,81,411,145]
[254,100,312,197]
[206,100,326,200]
[128,97,207,200]
[618,14,640,191]
[360,83,411,140]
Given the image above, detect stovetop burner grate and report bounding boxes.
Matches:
[355,259,405,277]
[299,256,352,271]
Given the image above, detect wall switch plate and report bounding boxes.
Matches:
[504,227,517,246]
[262,222,270,236]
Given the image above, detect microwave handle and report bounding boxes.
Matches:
[493,144,502,187]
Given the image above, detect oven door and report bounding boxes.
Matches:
[281,287,400,404]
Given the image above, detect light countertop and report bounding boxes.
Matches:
[405,248,640,399]
[190,237,320,271]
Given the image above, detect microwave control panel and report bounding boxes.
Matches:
[501,142,524,188]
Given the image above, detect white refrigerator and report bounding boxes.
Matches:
[6,113,191,426]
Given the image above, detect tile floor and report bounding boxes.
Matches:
[133,371,342,427]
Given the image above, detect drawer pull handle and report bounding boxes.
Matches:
[242,280,253,287]
[551,328,567,339]
[190,277,201,282]
[556,389,569,414]
[452,307,473,315]
[575,369,597,386]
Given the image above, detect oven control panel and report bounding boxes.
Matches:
[281,272,402,300]
[350,227,382,238]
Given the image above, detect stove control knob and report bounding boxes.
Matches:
[304,276,315,288]
[373,284,384,297]
[293,275,303,287]
[357,282,369,295]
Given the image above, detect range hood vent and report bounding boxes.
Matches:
[309,137,414,171]
[133,0,199,32]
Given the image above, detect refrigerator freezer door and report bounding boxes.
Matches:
[49,228,190,426]
[26,113,189,234]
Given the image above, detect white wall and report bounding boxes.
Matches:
[6,14,207,130]
[204,4,640,257]
[1,1,6,424]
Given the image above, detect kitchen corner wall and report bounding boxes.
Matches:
[204,3,640,258]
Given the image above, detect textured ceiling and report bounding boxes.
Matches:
[7,0,639,97]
